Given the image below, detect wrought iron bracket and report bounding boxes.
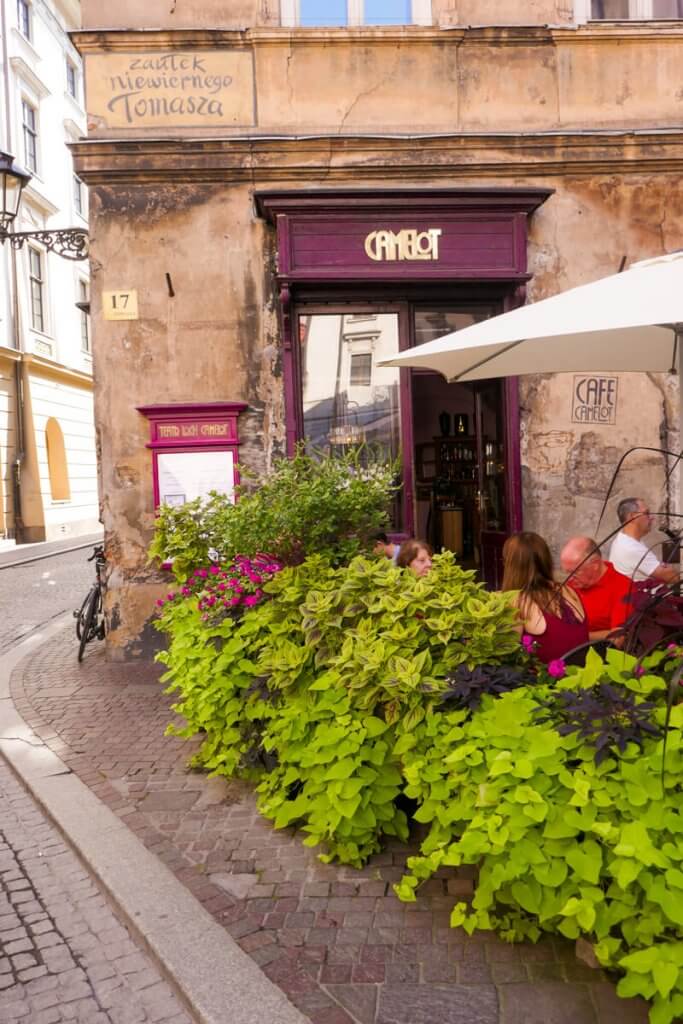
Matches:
[0,227,89,261]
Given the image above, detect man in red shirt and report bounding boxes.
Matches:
[560,536,633,641]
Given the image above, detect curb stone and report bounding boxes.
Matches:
[0,613,308,1024]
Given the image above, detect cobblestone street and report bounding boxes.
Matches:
[0,758,192,1024]
[0,543,98,654]
[7,623,651,1024]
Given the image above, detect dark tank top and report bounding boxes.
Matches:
[532,598,589,664]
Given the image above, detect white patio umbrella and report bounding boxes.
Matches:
[379,249,683,526]
[379,251,683,382]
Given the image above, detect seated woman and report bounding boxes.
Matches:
[502,531,588,664]
[396,539,433,577]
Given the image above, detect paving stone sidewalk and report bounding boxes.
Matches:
[10,625,651,1024]
[0,758,193,1024]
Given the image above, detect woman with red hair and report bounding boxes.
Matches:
[502,531,588,664]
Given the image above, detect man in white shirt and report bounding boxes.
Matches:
[609,497,679,584]
[372,531,401,564]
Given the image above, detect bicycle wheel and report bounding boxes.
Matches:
[75,588,93,642]
[78,586,101,663]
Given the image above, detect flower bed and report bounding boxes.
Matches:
[155,551,683,1024]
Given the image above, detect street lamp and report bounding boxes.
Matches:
[0,150,88,261]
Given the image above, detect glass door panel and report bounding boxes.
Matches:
[411,307,498,573]
[298,311,404,528]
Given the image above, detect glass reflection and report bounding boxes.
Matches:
[364,0,412,23]
[299,312,402,524]
[300,0,347,26]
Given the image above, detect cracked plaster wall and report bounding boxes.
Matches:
[521,174,683,564]
[89,183,283,659]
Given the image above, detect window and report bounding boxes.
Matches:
[73,174,84,216]
[66,60,78,100]
[45,419,70,501]
[17,0,30,40]
[22,99,37,173]
[28,246,45,332]
[590,0,683,15]
[284,0,429,26]
[79,280,90,352]
[349,352,372,386]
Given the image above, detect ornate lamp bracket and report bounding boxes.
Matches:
[1,227,89,261]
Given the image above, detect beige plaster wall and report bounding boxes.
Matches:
[81,31,683,139]
[88,182,283,657]
[81,0,276,30]
[80,0,575,30]
[439,0,574,25]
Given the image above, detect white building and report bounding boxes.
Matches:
[0,0,98,542]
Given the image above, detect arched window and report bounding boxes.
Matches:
[45,418,70,501]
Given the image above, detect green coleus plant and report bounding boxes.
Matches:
[156,551,520,866]
[395,647,683,1024]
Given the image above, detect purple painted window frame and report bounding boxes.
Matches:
[137,402,248,509]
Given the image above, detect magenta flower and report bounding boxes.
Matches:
[156,598,165,608]
[243,594,259,607]
[521,634,536,652]
[547,659,566,679]
[209,565,220,575]
[633,665,645,678]
[181,587,191,596]
[229,595,241,606]
[198,568,208,579]
[166,592,176,601]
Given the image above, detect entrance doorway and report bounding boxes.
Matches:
[294,302,520,586]
[412,374,508,576]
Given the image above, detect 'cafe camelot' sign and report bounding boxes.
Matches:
[364,228,442,262]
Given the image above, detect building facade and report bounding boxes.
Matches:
[0,0,98,543]
[73,0,683,658]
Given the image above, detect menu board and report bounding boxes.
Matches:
[157,450,235,506]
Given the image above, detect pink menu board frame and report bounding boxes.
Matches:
[138,402,248,508]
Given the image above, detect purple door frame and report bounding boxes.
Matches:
[256,189,552,541]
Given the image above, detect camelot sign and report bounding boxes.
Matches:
[85,51,255,130]
[364,228,442,262]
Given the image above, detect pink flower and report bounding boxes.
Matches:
[198,568,208,579]
[547,659,566,679]
[156,599,165,608]
[209,565,220,575]
[217,583,226,592]
[206,596,216,607]
[181,587,191,596]
[633,665,645,678]
[166,592,176,601]
[521,634,536,652]
[229,596,241,607]
[243,594,259,607]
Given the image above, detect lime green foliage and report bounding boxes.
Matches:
[149,447,400,580]
[156,551,520,866]
[396,647,683,1024]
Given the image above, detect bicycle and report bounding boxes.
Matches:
[74,545,106,662]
